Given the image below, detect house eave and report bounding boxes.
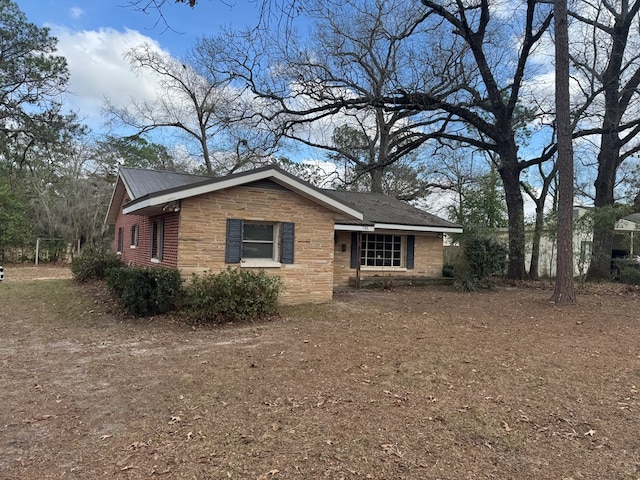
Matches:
[105,174,134,226]
[335,223,463,234]
[123,168,364,221]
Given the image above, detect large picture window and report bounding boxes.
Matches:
[151,219,164,261]
[361,233,402,267]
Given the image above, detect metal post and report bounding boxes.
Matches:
[35,238,40,266]
[355,232,361,289]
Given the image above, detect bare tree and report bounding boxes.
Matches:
[570,0,640,280]
[521,160,558,280]
[377,0,556,279]
[106,43,272,175]
[205,0,455,195]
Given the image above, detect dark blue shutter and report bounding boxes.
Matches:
[406,235,415,270]
[280,222,295,264]
[350,232,359,268]
[225,219,243,263]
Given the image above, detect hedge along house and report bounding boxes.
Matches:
[105,166,462,304]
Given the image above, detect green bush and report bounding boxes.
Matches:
[106,266,182,317]
[71,247,123,282]
[457,237,508,291]
[183,268,283,323]
[442,264,455,278]
[613,258,640,285]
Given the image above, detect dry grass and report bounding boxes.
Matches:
[1,273,640,479]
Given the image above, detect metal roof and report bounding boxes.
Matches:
[106,166,461,233]
[120,167,208,199]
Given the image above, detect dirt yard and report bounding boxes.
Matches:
[1,270,640,479]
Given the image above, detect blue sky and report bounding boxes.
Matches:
[17,0,261,57]
[14,0,263,135]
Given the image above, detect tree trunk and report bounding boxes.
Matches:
[369,167,384,194]
[498,157,526,280]
[551,0,576,304]
[528,203,544,280]
[586,137,619,280]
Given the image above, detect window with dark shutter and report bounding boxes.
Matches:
[226,219,296,264]
[406,235,415,270]
[151,219,164,261]
[350,232,359,268]
[280,222,295,264]
[225,219,243,263]
[130,224,139,247]
[117,227,123,253]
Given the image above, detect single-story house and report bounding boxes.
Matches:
[105,166,462,303]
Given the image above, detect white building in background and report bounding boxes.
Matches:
[522,206,640,278]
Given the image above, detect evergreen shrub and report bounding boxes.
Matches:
[71,247,123,282]
[183,268,282,323]
[612,258,640,286]
[457,237,508,291]
[106,266,182,316]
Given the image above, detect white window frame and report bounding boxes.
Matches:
[360,233,405,270]
[151,219,164,262]
[130,224,139,248]
[117,227,124,254]
[240,222,280,268]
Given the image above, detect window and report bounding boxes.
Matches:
[225,219,295,265]
[117,227,124,253]
[361,233,402,267]
[350,232,414,270]
[242,223,276,259]
[580,241,592,263]
[151,219,164,261]
[130,224,139,247]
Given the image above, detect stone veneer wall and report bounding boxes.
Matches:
[177,185,337,304]
[333,230,444,287]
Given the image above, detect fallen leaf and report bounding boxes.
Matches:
[502,421,512,432]
[99,434,112,440]
[128,442,148,450]
[381,443,404,458]
[584,429,596,437]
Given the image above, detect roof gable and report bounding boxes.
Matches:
[105,165,461,234]
[105,166,364,225]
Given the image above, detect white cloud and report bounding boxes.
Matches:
[69,7,84,19]
[51,26,169,133]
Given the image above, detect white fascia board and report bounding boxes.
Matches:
[335,224,375,231]
[269,171,363,219]
[123,169,364,220]
[373,223,463,234]
[105,176,130,225]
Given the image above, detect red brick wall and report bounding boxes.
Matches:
[112,196,178,268]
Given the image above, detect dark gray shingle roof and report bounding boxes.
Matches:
[325,189,459,229]
[622,213,640,224]
[114,166,459,230]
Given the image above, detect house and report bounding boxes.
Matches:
[520,206,640,278]
[105,166,462,304]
